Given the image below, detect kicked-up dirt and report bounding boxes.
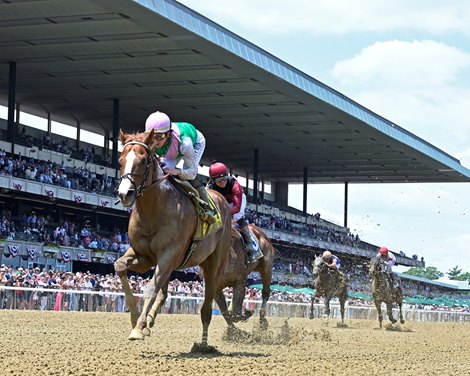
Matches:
[0,310,469,376]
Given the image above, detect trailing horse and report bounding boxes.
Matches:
[309,256,348,324]
[369,255,405,328]
[214,224,275,329]
[114,130,232,348]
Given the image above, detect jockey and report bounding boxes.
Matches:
[145,111,216,224]
[377,246,399,288]
[322,251,341,274]
[207,162,263,263]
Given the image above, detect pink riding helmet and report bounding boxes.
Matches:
[145,111,171,133]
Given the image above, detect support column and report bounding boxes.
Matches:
[47,113,52,135]
[75,122,81,150]
[344,181,349,228]
[274,182,288,207]
[112,99,120,173]
[253,149,259,211]
[303,167,308,220]
[15,103,21,136]
[7,61,17,148]
[104,129,110,159]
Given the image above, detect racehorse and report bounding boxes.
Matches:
[114,130,232,348]
[369,255,405,328]
[309,256,348,324]
[214,224,275,329]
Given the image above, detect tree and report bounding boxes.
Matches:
[447,265,463,280]
[451,272,470,282]
[403,266,443,280]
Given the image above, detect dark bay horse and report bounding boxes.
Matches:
[369,256,405,328]
[309,256,348,324]
[214,224,275,329]
[114,130,232,348]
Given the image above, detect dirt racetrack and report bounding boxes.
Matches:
[0,310,469,376]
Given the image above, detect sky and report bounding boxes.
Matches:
[177,0,470,274]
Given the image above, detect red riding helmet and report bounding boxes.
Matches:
[379,247,389,255]
[209,162,228,178]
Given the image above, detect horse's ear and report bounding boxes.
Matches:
[144,129,154,146]
[120,129,127,145]
[147,130,159,150]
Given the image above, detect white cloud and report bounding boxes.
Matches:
[331,40,470,89]
[178,0,470,35]
[329,40,470,164]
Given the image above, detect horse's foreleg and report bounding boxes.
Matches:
[309,294,315,319]
[129,266,171,341]
[374,298,383,329]
[146,280,169,330]
[214,289,233,327]
[339,294,346,325]
[398,300,405,324]
[259,266,271,329]
[387,301,396,324]
[324,297,331,318]
[231,281,246,321]
[114,248,152,328]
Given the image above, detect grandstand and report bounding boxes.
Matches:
[1,0,469,309]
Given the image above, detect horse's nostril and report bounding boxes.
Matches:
[126,190,135,198]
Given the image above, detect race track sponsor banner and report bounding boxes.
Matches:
[61,250,71,262]
[43,186,57,199]
[8,245,20,257]
[77,253,89,262]
[27,247,38,259]
[73,192,84,204]
[10,179,24,191]
[106,255,116,264]
[274,233,281,241]
[100,199,110,207]
[287,236,294,244]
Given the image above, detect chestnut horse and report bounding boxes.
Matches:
[114,130,232,348]
[214,224,275,329]
[369,256,405,328]
[309,256,348,324]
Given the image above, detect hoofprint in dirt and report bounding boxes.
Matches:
[0,310,469,376]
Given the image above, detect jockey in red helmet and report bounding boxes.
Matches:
[144,111,215,224]
[377,247,396,272]
[207,162,263,263]
[377,246,399,289]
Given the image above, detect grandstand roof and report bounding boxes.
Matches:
[1,0,470,183]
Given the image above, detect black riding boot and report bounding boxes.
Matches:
[189,178,216,224]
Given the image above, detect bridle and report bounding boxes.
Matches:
[118,141,164,204]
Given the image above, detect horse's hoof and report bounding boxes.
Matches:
[390,318,397,324]
[400,319,405,324]
[309,314,314,320]
[142,327,151,337]
[242,310,253,322]
[128,329,145,341]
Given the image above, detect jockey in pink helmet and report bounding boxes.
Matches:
[145,111,215,223]
[207,162,263,263]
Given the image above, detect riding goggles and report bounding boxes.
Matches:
[154,132,167,141]
[213,174,228,183]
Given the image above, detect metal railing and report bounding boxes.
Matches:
[1,286,468,323]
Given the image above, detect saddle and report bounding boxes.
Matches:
[170,177,223,241]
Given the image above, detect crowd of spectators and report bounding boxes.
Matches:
[1,266,469,314]
[0,208,130,254]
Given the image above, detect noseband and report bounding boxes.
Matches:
[119,141,157,202]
